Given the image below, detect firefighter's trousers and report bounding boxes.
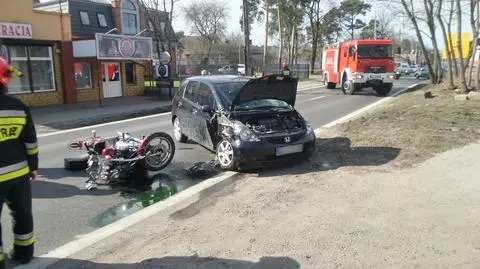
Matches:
[0,175,35,268]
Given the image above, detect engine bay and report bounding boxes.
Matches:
[236,111,305,134]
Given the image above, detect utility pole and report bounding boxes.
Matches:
[263,1,269,73]
[243,0,250,76]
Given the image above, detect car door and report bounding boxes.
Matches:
[181,80,200,139]
[190,82,216,150]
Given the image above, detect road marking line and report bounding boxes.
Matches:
[296,96,326,104]
[19,83,419,269]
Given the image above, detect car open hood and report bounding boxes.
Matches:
[230,75,298,111]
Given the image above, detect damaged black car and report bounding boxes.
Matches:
[171,74,316,170]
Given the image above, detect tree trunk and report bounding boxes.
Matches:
[456,0,468,92]
[263,1,269,71]
[277,0,283,67]
[476,48,480,90]
[423,0,441,83]
[467,0,480,88]
[289,24,295,65]
[447,0,459,77]
[436,0,454,89]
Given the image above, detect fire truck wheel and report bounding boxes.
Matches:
[373,83,393,96]
[341,75,355,95]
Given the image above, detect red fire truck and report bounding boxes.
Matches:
[321,39,396,96]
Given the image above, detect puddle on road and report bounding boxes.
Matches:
[88,161,221,228]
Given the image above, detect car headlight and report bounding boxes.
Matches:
[233,122,260,142]
[305,121,315,136]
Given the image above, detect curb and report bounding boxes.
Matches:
[317,83,421,131]
[21,83,420,269]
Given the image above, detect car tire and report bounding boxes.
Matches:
[173,116,188,143]
[216,139,237,171]
[64,156,89,171]
[373,83,393,96]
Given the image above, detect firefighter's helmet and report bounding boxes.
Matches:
[0,57,23,87]
[282,62,289,69]
[0,57,13,87]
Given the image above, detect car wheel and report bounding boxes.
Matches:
[216,139,237,170]
[173,117,188,143]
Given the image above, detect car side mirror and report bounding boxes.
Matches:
[201,105,212,112]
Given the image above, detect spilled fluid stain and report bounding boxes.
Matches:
[88,173,199,228]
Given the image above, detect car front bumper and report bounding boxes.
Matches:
[232,133,317,169]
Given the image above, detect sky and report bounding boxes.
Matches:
[172,0,265,46]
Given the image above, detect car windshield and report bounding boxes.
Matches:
[215,81,291,110]
[236,99,291,110]
[357,44,393,58]
[215,81,249,108]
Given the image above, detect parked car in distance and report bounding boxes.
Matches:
[399,63,411,74]
[171,74,316,170]
[415,67,430,79]
[237,64,246,75]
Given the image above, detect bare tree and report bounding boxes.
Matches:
[138,0,173,59]
[398,0,436,83]
[456,0,469,92]
[466,0,479,88]
[183,0,228,61]
[436,0,455,89]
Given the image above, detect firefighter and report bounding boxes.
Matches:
[0,57,38,268]
[282,62,290,77]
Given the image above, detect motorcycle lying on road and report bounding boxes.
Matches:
[65,130,175,190]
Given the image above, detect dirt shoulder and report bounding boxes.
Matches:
[46,84,480,269]
[316,83,480,171]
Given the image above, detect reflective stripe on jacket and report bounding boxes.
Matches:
[0,93,38,181]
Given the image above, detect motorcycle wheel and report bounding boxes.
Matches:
[140,132,175,171]
[64,155,89,171]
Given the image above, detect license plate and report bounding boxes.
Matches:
[276,144,304,156]
[370,74,381,79]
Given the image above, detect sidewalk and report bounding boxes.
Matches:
[38,140,480,269]
[31,78,323,135]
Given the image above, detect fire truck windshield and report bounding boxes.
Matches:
[357,44,393,59]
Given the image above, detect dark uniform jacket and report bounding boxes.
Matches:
[0,92,38,182]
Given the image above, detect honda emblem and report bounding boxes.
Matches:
[284,136,291,143]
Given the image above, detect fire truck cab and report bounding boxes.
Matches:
[321,39,396,96]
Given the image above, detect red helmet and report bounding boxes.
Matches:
[282,62,289,68]
[0,57,13,87]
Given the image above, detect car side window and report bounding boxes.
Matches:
[183,81,199,102]
[196,83,215,108]
[177,81,187,97]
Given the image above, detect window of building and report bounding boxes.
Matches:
[97,13,107,28]
[80,11,90,26]
[8,45,56,94]
[121,0,138,35]
[125,63,136,84]
[74,62,92,89]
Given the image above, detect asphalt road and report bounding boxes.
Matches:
[0,77,418,257]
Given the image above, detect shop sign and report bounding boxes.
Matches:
[158,51,171,65]
[0,22,32,39]
[95,33,153,60]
